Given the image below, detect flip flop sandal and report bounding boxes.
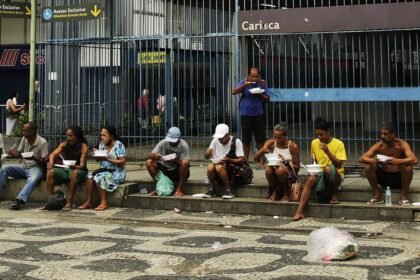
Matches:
[174,192,184,197]
[399,200,411,206]
[367,198,384,205]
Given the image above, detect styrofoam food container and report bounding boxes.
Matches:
[249,87,265,94]
[161,153,176,161]
[21,152,34,158]
[62,160,77,166]
[265,153,280,160]
[267,159,282,166]
[306,164,322,175]
[94,150,108,157]
[377,154,392,162]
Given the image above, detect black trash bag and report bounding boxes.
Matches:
[46,190,67,210]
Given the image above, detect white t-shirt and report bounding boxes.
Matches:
[208,136,244,159]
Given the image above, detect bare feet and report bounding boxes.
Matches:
[61,204,72,211]
[174,191,184,197]
[78,203,92,210]
[280,195,290,202]
[148,190,157,196]
[291,213,304,221]
[95,204,108,211]
[39,203,48,210]
[267,192,276,201]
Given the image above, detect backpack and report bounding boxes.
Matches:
[225,137,253,185]
[46,190,67,210]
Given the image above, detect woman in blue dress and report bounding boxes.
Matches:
[79,126,126,211]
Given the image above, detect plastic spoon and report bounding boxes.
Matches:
[300,163,308,170]
[313,153,316,164]
[60,154,65,161]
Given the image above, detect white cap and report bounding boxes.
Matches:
[213,124,229,138]
[165,127,181,143]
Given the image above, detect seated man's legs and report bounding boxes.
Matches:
[364,163,382,201]
[16,166,44,203]
[292,175,318,221]
[323,165,341,203]
[214,164,231,190]
[275,166,289,201]
[0,165,27,193]
[63,169,87,211]
[174,159,190,196]
[400,165,413,201]
[146,158,158,183]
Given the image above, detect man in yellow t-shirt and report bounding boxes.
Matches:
[292,117,347,221]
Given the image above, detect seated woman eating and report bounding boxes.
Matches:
[79,125,126,211]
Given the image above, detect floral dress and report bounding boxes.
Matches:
[94,140,126,192]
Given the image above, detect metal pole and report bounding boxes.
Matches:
[28,0,36,121]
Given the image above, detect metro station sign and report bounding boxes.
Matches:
[0,2,31,18]
[41,3,103,22]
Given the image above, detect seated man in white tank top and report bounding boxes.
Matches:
[254,122,300,201]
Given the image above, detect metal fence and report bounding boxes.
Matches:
[31,0,420,163]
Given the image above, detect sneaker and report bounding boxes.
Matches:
[203,188,216,198]
[222,189,235,199]
[9,198,24,210]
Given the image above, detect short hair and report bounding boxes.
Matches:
[274,122,288,135]
[314,116,330,131]
[8,91,19,99]
[25,121,38,132]
[381,122,395,134]
[249,66,260,75]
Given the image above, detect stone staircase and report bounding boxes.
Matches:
[1,162,419,221]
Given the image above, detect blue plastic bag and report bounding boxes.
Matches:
[156,171,174,196]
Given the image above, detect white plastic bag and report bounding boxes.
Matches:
[307,227,359,262]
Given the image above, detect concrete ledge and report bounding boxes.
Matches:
[131,179,420,202]
[0,179,138,207]
[124,194,420,222]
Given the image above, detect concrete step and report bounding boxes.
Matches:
[131,176,420,203]
[1,179,139,207]
[123,193,420,222]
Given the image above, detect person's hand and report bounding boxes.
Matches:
[262,146,271,154]
[385,157,399,166]
[220,157,229,163]
[319,143,329,153]
[47,162,54,170]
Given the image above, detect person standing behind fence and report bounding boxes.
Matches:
[254,122,300,202]
[5,91,25,136]
[41,126,88,211]
[79,126,126,211]
[232,67,270,168]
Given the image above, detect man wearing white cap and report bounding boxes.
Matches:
[146,127,190,196]
[204,124,250,199]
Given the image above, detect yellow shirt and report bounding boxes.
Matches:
[311,138,347,176]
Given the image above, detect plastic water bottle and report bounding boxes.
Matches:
[385,187,392,206]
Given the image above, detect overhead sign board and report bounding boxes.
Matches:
[238,2,420,35]
[42,4,103,22]
[0,2,31,18]
[138,51,167,65]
